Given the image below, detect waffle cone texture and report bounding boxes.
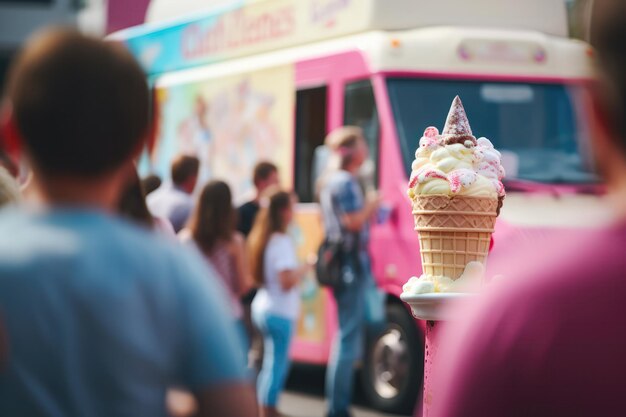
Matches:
[412,195,502,280]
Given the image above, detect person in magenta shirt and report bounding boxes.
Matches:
[431,2,626,416]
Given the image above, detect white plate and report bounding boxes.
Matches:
[400,292,475,321]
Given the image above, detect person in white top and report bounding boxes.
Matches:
[248,189,311,417]
[147,155,199,232]
[118,169,176,237]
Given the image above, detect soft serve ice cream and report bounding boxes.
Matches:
[403,96,505,295]
[402,262,485,295]
[407,97,505,201]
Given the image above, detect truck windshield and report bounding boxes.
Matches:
[387,78,598,184]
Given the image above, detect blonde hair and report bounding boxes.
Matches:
[314,126,365,199]
[325,126,364,170]
[247,187,293,286]
[325,126,363,150]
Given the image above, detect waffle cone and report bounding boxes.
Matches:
[412,195,502,280]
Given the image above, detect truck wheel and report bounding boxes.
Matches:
[361,302,424,415]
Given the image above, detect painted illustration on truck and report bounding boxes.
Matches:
[149,65,294,201]
[290,207,327,344]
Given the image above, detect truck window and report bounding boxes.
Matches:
[344,79,380,189]
[387,78,597,184]
[295,86,327,203]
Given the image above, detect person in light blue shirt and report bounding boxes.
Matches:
[0,28,256,417]
[0,208,249,416]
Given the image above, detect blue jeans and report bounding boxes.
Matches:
[253,311,294,407]
[325,253,368,416]
[234,318,252,376]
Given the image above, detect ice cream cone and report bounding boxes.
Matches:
[413,195,500,280]
[406,96,506,285]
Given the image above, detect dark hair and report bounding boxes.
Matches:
[5,28,149,177]
[590,0,626,151]
[118,170,154,228]
[188,180,236,253]
[141,174,161,196]
[247,188,292,286]
[253,161,278,187]
[171,155,200,186]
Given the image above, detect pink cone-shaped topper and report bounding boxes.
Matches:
[442,96,477,146]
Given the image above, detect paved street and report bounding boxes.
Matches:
[281,391,411,417]
[281,365,414,417]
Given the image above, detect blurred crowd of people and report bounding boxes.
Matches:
[0,23,380,417]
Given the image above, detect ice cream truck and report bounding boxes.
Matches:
[111,0,601,413]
